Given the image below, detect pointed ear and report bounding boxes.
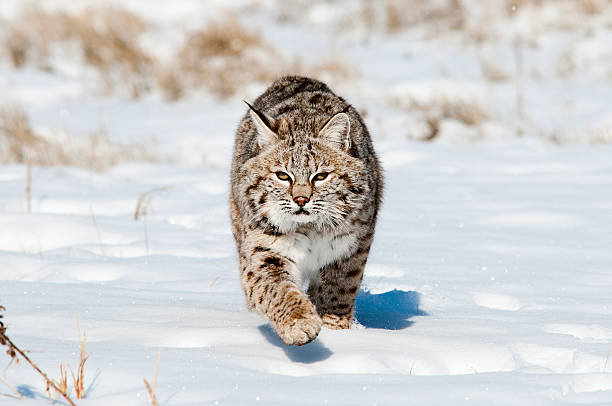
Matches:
[244,101,278,149]
[318,113,351,151]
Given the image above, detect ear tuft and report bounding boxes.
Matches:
[244,101,278,149]
[318,112,351,151]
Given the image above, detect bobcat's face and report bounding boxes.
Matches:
[242,139,367,233]
[238,109,369,233]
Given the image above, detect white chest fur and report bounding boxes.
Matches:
[270,232,358,286]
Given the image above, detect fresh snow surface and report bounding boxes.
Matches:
[1,143,612,405]
[1,1,612,405]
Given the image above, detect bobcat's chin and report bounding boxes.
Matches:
[292,212,315,225]
[266,207,313,232]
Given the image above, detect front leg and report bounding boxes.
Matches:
[240,245,321,345]
[308,243,371,329]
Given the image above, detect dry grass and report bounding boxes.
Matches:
[549,127,612,145]
[556,50,576,78]
[0,306,15,361]
[56,364,69,397]
[73,7,153,98]
[143,378,159,406]
[507,0,607,15]
[70,325,88,399]
[284,56,359,87]
[0,309,87,404]
[2,6,153,97]
[406,97,490,127]
[90,206,105,257]
[134,186,172,257]
[159,14,281,99]
[25,162,32,213]
[177,15,276,97]
[2,6,69,69]
[134,187,171,221]
[143,348,162,406]
[393,95,491,141]
[0,106,159,170]
[345,0,467,36]
[2,6,355,101]
[0,306,78,406]
[506,0,612,33]
[480,58,512,82]
[0,376,23,400]
[158,14,356,100]
[0,106,59,164]
[155,69,184,101]
[341,0,612,42]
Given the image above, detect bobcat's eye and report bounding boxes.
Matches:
[275,171,290,181]
[313,172,329,182]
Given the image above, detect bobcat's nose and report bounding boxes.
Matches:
[293,196,309,207]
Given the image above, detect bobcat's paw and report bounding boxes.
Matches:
[322,313,352,329]
[277,310,322,346]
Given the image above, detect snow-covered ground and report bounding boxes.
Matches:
[1,1,612,405]
[2,143,612,405]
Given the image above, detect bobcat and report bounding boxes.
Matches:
[229,76,382,345]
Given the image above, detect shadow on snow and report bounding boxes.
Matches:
[258,324,333,364]
[257,289,425,362]
[355,289,426,330]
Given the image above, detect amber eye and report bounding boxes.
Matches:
[313,172,329,181]
[276,171,290,181]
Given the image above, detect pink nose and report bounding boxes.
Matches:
[293,196,309,207]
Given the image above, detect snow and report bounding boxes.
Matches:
[2,1,612,405]
[2,143,611,405]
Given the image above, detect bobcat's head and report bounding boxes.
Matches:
[239,104,368,233]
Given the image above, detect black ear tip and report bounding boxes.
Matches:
[245,102,273,129]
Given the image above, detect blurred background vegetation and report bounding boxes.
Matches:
[1,0,611,168]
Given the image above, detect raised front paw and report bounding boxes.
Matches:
[321,313,352,329]
[276,309,322,346]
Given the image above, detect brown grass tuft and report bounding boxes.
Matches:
[2,6,153,97]
[57,364,69,395]
[285,56,358,87]
[0,306,17,362]
[168,14,278,99]
[0,106,75,166]
[349,0,467,36]
[0,106,159,170]
[1,6,71,69]
[181,15,261,59]
[480,58,512,82]
[0,306,78,406]
[341,0,612,42]
[72,7,153,98]
[69,326,88,399]
[408,97,490,127]
[385,1,404,33]
[155,69,184,101]
[159,14,356,100]
[393,95,491,141]
[507,0,608,17]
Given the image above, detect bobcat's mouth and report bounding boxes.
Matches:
[294,208,310,215]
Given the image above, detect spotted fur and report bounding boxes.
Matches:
[229,76,383,345]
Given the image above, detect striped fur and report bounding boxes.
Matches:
[229,76,383,345]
